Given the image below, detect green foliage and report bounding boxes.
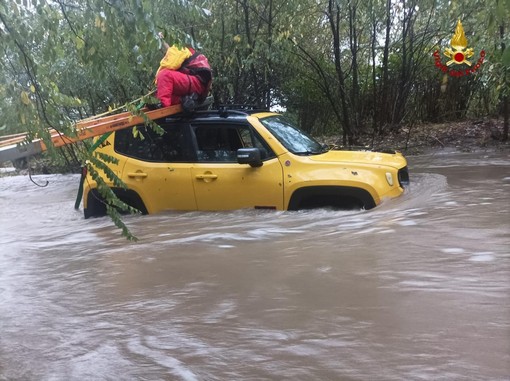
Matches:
[106,205,138,242]
[128,102,165,135]
[85,160,140,241]
[202,0,300,108]
[3,0,506,136]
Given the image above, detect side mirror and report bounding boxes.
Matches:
[237,148,263,167]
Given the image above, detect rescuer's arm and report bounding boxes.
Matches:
[158,32,170,54]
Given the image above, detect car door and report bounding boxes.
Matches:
[190,122,284,210]
[116,122,197,213]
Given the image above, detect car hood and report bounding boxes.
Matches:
[308,149,407,169]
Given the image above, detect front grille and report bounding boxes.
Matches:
[398,166,410,187]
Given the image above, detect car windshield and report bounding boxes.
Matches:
[259,116,326,155]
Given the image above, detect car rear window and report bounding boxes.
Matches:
[115,123,189,162]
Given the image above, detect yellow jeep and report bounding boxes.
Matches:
[83,109,409,217]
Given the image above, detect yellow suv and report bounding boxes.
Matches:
[83,109,409,218]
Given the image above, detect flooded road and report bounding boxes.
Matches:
[1,151,509,380]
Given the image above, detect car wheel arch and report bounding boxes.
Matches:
[84,188,148,219]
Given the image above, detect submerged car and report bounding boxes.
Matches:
[83,108,409,218]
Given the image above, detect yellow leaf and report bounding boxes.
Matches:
[76,36,84,50]
[30,85,36,93]
[21,91,30,105]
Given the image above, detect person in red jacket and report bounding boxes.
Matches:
[155,33,210,108]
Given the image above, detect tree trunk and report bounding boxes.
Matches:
[328,0,352,144]
[241,0,261,105]
[349,1,360,133]
[370,0,378,141]
[266,0,273,109]
[501,24,509,141]
[393,0,416,128]
[380,0,391,128]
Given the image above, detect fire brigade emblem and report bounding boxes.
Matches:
[443,20,474,66]
[433,19,485,77]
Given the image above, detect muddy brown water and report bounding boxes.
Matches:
[0,151,509,380]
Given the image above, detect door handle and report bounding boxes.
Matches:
[127,172,148,179]
[195,174,218,180]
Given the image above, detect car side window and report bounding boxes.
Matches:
[193,124,274,163]
[238,127,273,155]
[115,123,188,162]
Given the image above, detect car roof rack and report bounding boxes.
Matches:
[163,104,272,122]
[217,104,269,117]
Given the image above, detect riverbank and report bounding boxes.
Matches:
[323,117,509,155]
[385,118,509,155]
[0,155,81,177]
